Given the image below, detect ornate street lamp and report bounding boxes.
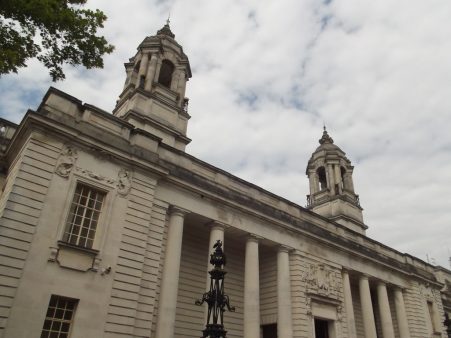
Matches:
[195,240,235,338]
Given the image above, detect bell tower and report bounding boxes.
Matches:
[306,128,366,234]
[113,21,192,151]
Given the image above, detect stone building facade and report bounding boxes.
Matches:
[0,23,450,338]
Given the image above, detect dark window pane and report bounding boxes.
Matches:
[43,320,52,330]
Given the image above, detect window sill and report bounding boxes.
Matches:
[48,242,100,272]
[57,241,99,256]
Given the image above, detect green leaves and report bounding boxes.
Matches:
[0,0,114,81]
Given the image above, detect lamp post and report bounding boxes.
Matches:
[444,313,451,338]
[196,240,235,338]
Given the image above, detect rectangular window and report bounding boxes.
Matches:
[63,183,105,249]
[41,295,78,338]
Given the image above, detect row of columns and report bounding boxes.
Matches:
[155,206,411,338]
[343,271,411,338]
[155,208,295,338]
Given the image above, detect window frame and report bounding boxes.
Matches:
[41,295,78,338]
[56,177,114,252]
[62,183,106,249]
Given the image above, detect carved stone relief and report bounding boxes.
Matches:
[304,263,343,323]
[304,263,339,297]
[75,166,116,185]
[419,283,435,300]
[55,145,78,178]
[73,166,132,196]
[117,169,132,196]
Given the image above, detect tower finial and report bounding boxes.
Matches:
[157,15,175,38]
[319,125,333,145]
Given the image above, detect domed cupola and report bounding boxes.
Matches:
[306,128,366,234]
[113,21,192,151]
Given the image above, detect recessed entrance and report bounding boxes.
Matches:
[261,323,277,338]
[314,318,329,338]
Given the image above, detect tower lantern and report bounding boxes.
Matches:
[306,128,366,234]
[113,22,192,151]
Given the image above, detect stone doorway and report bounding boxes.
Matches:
[261,323,277,338]
[314,318,331,338]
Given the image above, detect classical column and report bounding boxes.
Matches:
[277,246,293,338]
[136,53,149,88]
[342,270,357,338]
[327,164,335,194]
[346,171,355,192]
[244,234,260,338]
[359,275,377,338]
[207,221,226,254]
[170,69,180,92]
[155,206,188,338]
[144,53,158,91]
[308,170,317,195]
[393,287,411,338]
[377,281,395,338]
[177,70,187,106]
[154,59,162,85]
[313,173,319,194]
[334,165,343,194]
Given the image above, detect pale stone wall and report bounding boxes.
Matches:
[404,281,429,338]
[290,253,309,337]
[0,136,59,337]
[103,174,159,337]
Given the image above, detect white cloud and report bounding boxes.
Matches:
[0,0,450,267]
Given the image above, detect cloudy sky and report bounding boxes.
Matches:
[1,0,450,267]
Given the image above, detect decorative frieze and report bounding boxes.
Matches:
[74,166,116,184]
[72,166,133,196]
[304,263,339,298]
[303,262,343,328]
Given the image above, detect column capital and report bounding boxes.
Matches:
[205,220,229,231]
[341,267,353,274]
[393,285,405,292]
[359,273,371,281]
[376,280,387,287]
[278,244,293,253]
[168,205,190,217]
[246,233,262,242]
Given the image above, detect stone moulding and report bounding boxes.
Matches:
[48,241,100,272]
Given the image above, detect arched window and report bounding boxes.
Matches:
[158,60,174,88]
[317,166,327,191]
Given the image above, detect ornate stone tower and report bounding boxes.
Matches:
[306,128,366,234]
[113,21,192,151]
